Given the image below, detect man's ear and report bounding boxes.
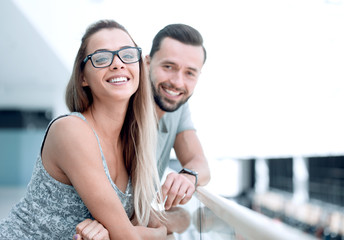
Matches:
[144,55,151,67]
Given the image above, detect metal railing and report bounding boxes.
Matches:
[194,187,317,240]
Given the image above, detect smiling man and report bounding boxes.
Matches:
[145,24,211,235]
[147,23,210,204]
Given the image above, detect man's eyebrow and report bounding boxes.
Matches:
[187,66,200,73]
[161,60,176,65]
[161,60,199,72]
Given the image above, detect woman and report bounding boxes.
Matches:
[0,19,166,239]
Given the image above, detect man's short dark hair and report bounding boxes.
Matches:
[149,24,206,63]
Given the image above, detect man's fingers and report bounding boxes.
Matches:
[161,174,174,200]
[162,172,197,210]
[164,180,180,210]
[180,186,194,205]
[170,183,189,207]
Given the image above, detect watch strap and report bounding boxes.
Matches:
[179,168,198,188]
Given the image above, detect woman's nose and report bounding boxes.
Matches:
[110,55,125,69]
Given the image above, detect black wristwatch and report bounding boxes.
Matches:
[179,168,198,188]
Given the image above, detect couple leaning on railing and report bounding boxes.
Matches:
[0,19,210,240]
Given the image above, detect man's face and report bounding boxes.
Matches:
[147,37,204,112]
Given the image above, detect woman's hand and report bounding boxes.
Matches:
[74,213,167,240]
[73,219,110,240]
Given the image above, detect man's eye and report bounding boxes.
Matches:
[163,65,172,70]
[186,71,197,77]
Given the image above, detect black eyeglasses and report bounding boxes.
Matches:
[82,46,142,68]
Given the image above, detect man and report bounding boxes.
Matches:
[74,23,210,239]
[147,23,210,210]
[146,23,211,236]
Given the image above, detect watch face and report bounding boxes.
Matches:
[180,168,198,176]
[180,168,198,187]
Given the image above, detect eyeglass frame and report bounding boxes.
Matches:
[82,46,142,69]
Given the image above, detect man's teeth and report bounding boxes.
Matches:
[165,89,180,96]
[108,77,128,83]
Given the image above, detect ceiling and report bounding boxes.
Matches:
[0,0,69,115]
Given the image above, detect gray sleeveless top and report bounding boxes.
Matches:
[0,112,134,239]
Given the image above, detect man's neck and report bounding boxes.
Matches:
[155,105,165,120]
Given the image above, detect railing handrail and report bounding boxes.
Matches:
[196,187,317,240]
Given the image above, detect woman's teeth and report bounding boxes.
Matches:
[108,77,128,83]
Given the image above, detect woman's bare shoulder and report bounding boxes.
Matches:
[51,115,92,135]
[45,115,96,151]
[53,114,88,129]
[43,114,101,175]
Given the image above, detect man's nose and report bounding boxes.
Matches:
[170,71,184,87]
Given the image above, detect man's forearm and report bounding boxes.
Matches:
[183,157,210,187]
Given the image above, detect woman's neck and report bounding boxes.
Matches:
[83,100,128,142]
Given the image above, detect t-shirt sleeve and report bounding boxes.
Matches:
[176,102,196,134]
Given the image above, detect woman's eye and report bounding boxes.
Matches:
[95,57,109,63]
[93,53,111,66]
[122,54,134,60]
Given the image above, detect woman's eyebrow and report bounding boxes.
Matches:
[92,45,135,53]
[120,45,135,49]
[93,48,108,53]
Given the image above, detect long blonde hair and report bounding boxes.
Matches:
[65,19,163,225]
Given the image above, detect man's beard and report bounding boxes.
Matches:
[151,82,191,112]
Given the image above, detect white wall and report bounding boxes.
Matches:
[0,0,69,116]
[8,0,344,158]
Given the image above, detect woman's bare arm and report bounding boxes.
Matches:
[74,213,167,240]
[43,117,166,240]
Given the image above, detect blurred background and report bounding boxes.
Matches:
[1,0,344,238]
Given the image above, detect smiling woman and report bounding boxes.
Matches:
[0,19,166,240]
[78,28,141,106]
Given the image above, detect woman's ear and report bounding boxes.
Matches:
[81,74,88,87]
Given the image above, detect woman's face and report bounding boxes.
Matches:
[82,28,140,104]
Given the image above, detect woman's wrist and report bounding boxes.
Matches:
[159,225,167,238]
[134,224,167,240]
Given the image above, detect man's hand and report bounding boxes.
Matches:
[73,219,109,240]
[162,172,196,210]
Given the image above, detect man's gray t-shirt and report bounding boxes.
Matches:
[156,102,196,179]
